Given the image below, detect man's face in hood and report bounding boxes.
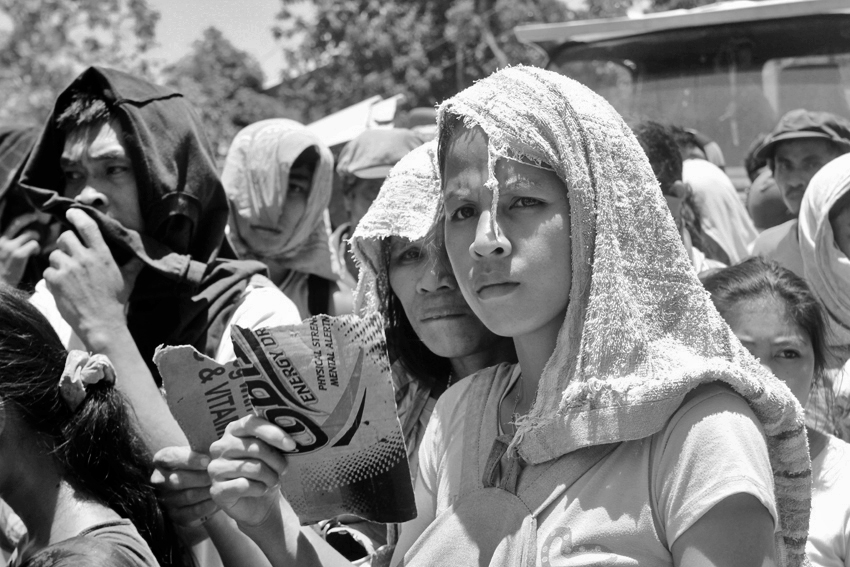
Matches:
[60,120,144,233]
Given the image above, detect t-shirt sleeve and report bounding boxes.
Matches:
[214,279,302,362]
[653,384,778,547]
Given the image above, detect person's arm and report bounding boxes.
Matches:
[671,493,776,567]
[45,211,278,566]
[208,415,353,567]
[655,386,781,567]
[43,209,183,451]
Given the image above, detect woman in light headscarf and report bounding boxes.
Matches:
[310,140,514,561]
[203,67,811,567]
[223,119,340,318]
[800,153,850,440]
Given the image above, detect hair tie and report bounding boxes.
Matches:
[58,351,116,411]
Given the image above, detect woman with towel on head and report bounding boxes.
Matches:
[222,119,341,318]
[798,153,850,440]
[205,67,812,567]
[704,257,850,567]
[313,140,515,561]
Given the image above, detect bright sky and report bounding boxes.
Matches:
[146,0,291,87]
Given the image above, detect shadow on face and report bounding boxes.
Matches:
[387,232,507,363]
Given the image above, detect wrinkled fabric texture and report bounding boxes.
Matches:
[683,158,758,264]
[437,65,810,566]
[0,127,37,204]
[223,119,337,286]
[351,140,441,316]
[18,67,267,381]
[800,153,850,348]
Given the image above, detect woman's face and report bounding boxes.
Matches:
[723,294,815,406]
[277,157,313,243]
[831,201,850,259]
[388,232,502,360]
[442,125,572,341]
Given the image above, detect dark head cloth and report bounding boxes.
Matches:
[0,126,38,203]
[19,67,265,381]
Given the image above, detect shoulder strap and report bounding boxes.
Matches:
[517,442,620,517]
[458,366,505,499]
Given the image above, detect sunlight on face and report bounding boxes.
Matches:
[442,125,571,343]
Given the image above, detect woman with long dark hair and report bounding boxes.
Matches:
[0,284,188,566]
[704,257,850,567]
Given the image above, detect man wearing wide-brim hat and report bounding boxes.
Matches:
[750,108,850,277]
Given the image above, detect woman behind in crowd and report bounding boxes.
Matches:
[351,140,516,473]
[223,119,341,318]
[799,153,850,439]
[703,257,850,567]
[205,66,811,567]
[0,285,188,566]
[318,139,516,560]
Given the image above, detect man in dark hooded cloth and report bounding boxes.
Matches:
[16,67,300,563]
[22,66,300,376]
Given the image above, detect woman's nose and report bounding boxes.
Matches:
[75,186,109,210]
[469,210,512,258]
[417,248,457,293]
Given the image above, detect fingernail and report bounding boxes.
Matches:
[199,456,210,468]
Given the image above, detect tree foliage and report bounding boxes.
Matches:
[274,0,574,121]
[274,0,724,121]
[162,27,296,163]
[0,0,160,126]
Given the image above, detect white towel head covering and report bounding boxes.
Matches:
[350,140,441,315]
[799,152,850,347]
[222,118,337,281]
[437,65,810,566]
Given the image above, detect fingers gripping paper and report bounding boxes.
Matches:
[154,314,416,525]
[230,313,415,525]
[153,346,253,452]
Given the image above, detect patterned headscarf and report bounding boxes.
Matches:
[223,119,336,282]
[800,153,850,347]
[437,66,810,566]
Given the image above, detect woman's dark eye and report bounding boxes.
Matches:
[450,205,475,221]
[778,349,800,360]
[106,165,130,176]
[391,246,422,265]
[514,197,541,208]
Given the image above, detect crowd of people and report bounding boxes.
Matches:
[0,62,847,567]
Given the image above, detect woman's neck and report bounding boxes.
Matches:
[511,310,566,416]
[3,455,119,552]
[449,336,516,379]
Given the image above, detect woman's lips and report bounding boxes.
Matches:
[420,310,467,321]
[476,282,520,299]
